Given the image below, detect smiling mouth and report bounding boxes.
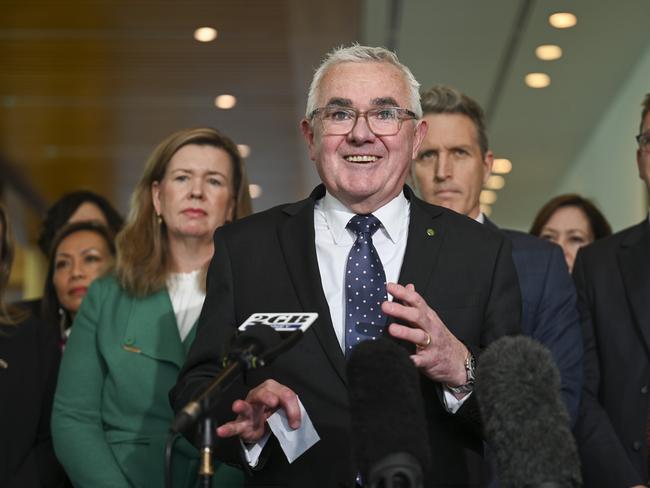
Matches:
[344,155,380,162]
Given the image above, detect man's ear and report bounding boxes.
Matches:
[411,119,428,160]
[482,150,495,185]
[301,119,317,161]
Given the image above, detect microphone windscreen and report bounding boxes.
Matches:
[475,336,581,488]
[228,324,283,362]
[347,338,431,478]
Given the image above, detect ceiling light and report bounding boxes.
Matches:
[536,44,562,61]
[237,144,251,158]
[525,72,551,88]
[549,12,577,29]
[249,184,262,199]
[194,27,218,42]
[485,175,505,190]
[480,190,497,205]
[215,94,237,109]
[493,158,512,174]
[480,205,492,217]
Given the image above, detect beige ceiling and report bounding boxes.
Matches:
[2,0,649,238]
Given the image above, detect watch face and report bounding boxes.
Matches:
[466,354,476,382]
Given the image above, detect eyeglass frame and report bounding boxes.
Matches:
[636,132,650,152]
[308,106,418,136]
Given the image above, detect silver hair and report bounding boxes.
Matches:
[305,44,422,119]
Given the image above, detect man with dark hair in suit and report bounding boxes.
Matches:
[572,93,650,488]
[171,45,521,487]
[410,84,583,426]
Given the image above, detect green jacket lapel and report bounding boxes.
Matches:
[122,289,186,369]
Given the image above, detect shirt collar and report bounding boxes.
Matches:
[319,191,409,245]
[475,212,485,224]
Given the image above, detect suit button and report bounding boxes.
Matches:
[633,441,641,451]
[641,385,648,394]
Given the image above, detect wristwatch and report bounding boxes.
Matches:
[447,351,476,395]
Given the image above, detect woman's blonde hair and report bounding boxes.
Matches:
[116,127,252,296]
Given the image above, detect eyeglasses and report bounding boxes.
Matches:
[636,133,650,153]
[309,106,417,136]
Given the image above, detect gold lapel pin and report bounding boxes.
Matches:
[122,344,141,354]
[426,228,435,237]
[0,358,8,369]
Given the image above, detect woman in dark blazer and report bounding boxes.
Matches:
[52,128,252,487]
[0,204,66,487]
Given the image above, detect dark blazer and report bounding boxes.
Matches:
[485,219,583,425]
[171,186,522,487]
[573,220,650,487]
[0,314,67,488]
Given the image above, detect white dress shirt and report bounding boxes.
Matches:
[314,190,410,350]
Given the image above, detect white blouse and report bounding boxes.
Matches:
[166,270,206,341]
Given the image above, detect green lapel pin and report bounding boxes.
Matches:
[426,228,435,237]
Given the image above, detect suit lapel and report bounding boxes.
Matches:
[278,185,347,385]
[123,289,186,369]
[397,190,444,293]
[618,221,650,355]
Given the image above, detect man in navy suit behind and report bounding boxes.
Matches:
[410,84,583,425]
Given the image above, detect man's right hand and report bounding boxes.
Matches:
[216,379,301,443]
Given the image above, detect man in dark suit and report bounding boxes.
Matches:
[171,45,521,487]
[572,93,650,488]
[410,84,583,425]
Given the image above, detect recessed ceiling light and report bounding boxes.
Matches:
[237,144,251,158]
[480,190,498,205]
[215,94,237,109]
[194,27,218,42]
[536,44,563,61]
[493,158,512,174]
[549,12,577,29]
[485,175,505,190]
[525,72,551,88]
[249,184,262,199]
[480,204,492,217]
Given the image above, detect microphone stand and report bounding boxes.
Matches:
[198,416,214,488]
[168,327,304,488]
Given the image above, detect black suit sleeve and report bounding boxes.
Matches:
[573,250,643,487]
[170,227,256,466]
[460,235,522,430]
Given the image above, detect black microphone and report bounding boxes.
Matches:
[475,336,582,488]
[171,324,283,434]
[172,312,319,435]
[347,338,431,488]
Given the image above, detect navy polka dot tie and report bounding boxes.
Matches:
[345,214,387,357]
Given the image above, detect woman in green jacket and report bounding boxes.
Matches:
[52,127,252,487]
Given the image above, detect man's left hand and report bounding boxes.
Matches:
[383,282,469,387]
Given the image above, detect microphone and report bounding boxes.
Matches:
[347,338,431,488]
[171,312,318,435]
[475,336,581,488]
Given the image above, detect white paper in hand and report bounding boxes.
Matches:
[267,396,320,463]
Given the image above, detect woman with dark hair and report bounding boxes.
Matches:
[530,194,612,272]
[52,128,251,487]
[42,221,116,346]
[0,204,66,487]
[17,191,123,321]
[37,190,123,256]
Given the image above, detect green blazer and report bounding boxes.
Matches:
[52,275,242,488]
